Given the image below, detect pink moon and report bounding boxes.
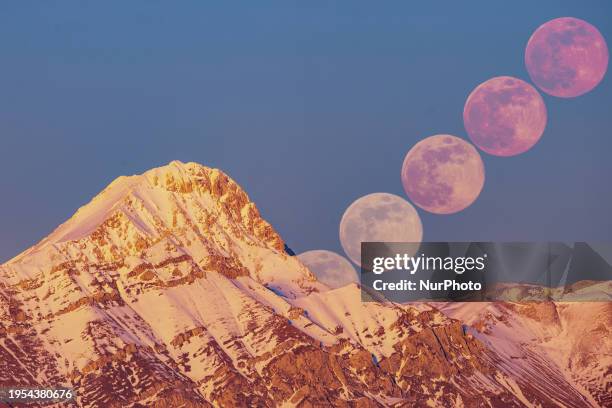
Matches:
[525,17,609,98]
[339,193,422,266]
[401,135,485,215]
[463,76,547,156]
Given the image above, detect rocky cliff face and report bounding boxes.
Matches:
[0,161,608,407]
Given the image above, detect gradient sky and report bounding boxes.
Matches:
[1,1,611,263]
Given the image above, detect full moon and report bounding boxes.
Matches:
[401,135,485,214]
[525,17,609,98]
[463,76,547,156]
[339,193,422,266]
[297,250,358,289]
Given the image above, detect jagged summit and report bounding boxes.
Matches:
[6,161,285,267]
[3,160,321,300]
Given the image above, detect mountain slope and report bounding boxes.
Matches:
[439,300,611,407]
[0,161,608,407]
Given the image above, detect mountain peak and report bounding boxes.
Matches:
[6,161,286,268]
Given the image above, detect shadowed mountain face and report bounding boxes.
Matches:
[0,161,609,407]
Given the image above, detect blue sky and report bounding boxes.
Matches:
[0,1,611,262]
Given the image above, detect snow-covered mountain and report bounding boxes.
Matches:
[0,161,609,407]
[439,300,611,408]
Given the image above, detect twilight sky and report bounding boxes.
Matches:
[0,1,611,262]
